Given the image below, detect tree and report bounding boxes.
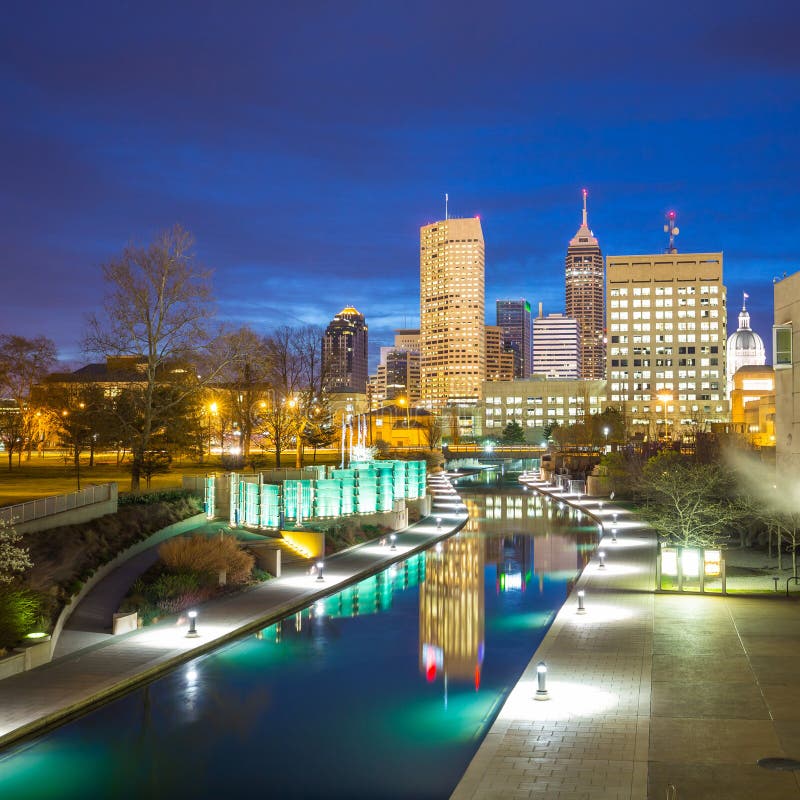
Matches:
[0,335,57,468]
[501,420,525,444]
[0,521,32,584]
[638,451,741,548]
[207,327,272,460]
[420,414,442,451]
[84,226,215,491]
[301,398,337,462]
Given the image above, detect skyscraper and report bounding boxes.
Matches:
[322,306,369,393]
[565,190,605,379]
[420,216,485,408]
[496,299,532,378]
[606,251,727,436]
[532,309,581,379]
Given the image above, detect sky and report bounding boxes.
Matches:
[2,0,798,369]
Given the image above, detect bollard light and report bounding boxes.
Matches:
[612,527,617,543]
[435,541,443,555]
[598,550,606,569]
[599,501,604,511]
[186,610,199,638]
[535,661,550,700]
[390,533,397,551]
[612,512,618,524]
[316,560,325,582]
[436,516,442,530]
[577,590,586,614]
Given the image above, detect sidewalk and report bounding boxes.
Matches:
[451,477,800,800]
[0,474,468,751]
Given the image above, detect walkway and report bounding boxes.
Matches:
[0,474,468,750]
[451,477,800,800]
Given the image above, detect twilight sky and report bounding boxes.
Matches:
[2,1,798,368]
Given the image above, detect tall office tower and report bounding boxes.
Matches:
[565,190,605,378]
[496,299,532,378]
[420,216,485,408]
[485,325,515,381]
[322,306,369,393]
[606,252,727,434]
[726,293,765,397]
[532,309,581,379]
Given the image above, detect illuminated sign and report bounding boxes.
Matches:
[662,548,678,576]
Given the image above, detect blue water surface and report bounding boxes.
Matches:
[0,485,594,799]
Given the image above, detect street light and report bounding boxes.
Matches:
[603,426,610,451]
[397,396,411,447]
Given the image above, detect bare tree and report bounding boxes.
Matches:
[84,226,216,491]
[207,327,271,460]
[0,335,57,468]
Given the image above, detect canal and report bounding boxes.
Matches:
[0,481,596,799]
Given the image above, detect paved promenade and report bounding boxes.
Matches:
[0,474,467,750]
[451,478,800,800]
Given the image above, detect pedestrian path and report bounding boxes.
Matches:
[0,473,467,750]
[451,476,800,800]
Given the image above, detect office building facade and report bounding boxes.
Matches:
[322,306,369,393]
[532,311,580,379]
[420,217,485,408]
[606,252,727,437]
[496,299,532,378]
[565,190,605,379]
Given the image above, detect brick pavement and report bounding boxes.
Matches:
[451,478,800,800]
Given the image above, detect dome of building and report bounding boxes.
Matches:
[339,306,362,317]
[726,294,766,398]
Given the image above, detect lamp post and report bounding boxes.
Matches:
[603,426,610,453]
[398,396,411,448]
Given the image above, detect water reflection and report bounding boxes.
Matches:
[0,485,599,800]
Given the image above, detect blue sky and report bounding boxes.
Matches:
[2,0,797,367]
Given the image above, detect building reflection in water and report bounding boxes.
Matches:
[419,505,485,701]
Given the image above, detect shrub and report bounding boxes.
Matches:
[0,588,43,650]
[158,534,255,584]
[119,489,200,507]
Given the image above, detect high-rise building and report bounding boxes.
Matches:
[774,270,800,474]
[565,190,605,379]
[496,299,532,378]
[532,308,580,379]
[485,325,515,381]
[726,293,766,397]
[322,306,369,393]
[606,252,727,437]
[420,216,485,408]
[367,329,420,407]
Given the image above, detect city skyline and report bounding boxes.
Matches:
[2,2,795,366]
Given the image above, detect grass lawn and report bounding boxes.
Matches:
[0,449,343,506]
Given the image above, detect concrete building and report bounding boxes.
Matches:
[606,252,728,439]
[420,216,485,409]
[496,299,532,378]
[532,310,580,379]
[726,293,766,397]
[774,270,800,474]
[565,190,605,379]
[368,330,421,408]
[323,306,369,393]
[485,325,516,382]
[482,377,606,440]
[729,365,775,448]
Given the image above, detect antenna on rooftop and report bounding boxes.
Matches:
[445,193,449,221]
[664,211,680,254]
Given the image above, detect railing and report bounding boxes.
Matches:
[0,484,114,526]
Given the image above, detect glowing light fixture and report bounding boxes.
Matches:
[186,610,199,638]
[316,561,325,582]
[535,662,550,700]
[576,590,586,614]
[598,551,606,569]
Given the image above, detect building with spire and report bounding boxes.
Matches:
[419,215,485,409]
[565,190,605,379]
[322,306,369,393]
[726,292,766,397]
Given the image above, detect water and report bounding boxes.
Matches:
[0,485,596,799]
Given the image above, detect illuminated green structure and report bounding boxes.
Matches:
[214,459,427,529]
